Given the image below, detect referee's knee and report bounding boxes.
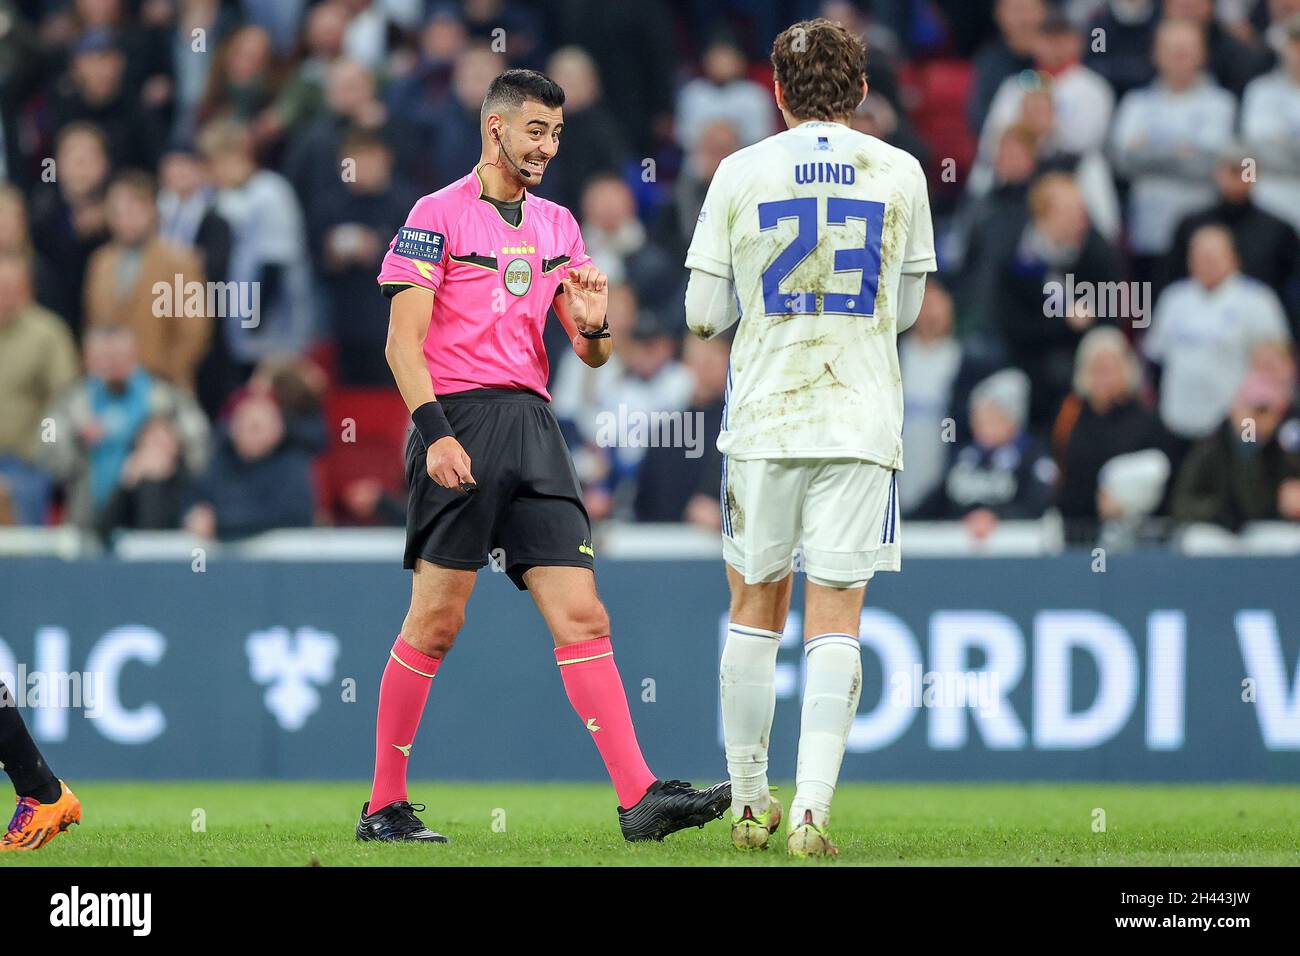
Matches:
[553,600,610,647]
[402,606,464,657]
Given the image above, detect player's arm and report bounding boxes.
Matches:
[554,264,613,368]
[895,272,927,334]
[685,268,739,340]
[897,158,938,335]
[384,286,474,490]
[684,157,737,338]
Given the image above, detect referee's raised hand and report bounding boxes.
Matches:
[560,264,609,332]
[427,436,475,492]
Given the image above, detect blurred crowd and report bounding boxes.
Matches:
[1,0,1299,548]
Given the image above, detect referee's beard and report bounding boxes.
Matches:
[494,130,549,189]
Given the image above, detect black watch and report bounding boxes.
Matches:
[578,318,611,340]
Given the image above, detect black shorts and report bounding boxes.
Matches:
[403,388,594,589]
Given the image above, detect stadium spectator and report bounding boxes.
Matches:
[538,46,630,214]
[428,43,507,187]
[1111,17,1236,277]
[43,324,209,529]
[1162,0,1274,95]
[83,170,211,392]
[314,130,414,385]
[194,24,281,140]
[280,56,408,205]
[1144,225,1292,446]
[0,3,44,185]
[49,28,161,172]
[0,185,61,319]
[653,119,741,264]
[240,354,329,456]
[968,0,1046,135]
[553,283,638,449]
[168,0,235,145]
[821,0,905,107]
[94,414,194,541]
[1170,370,1300,530]
[231,0,308,55]
[265,0,349,140]
[461,0,546,69]
[1263,0,1300,60]
[633,334,729,526]
[554,0,677,156]
[986,172,1124,428]
[183,391,316,540]
[156,146,237,416]
[383,5,467,134]
[1083,0,1159,99]
[953,123,1038,333]
[1249,339,1300,412]
[339,0,425,70]
[899,280,964,518]
[157,147,232,286]
[1240,13,1300,233]
[596,316,695,516]
[0,254,80,525]
[580,173,683,325]
[198,118,315,372]
[978,10,1114,172]
[1157,144,1300,329]
[849,89,932,172]
[942,368,1058,538]
[972,85,1122,240]
[27,122,111,335]
[1052,326,1169,540]
[675,34,776,152]
[554,283,693,519]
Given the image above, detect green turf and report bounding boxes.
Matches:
[2,782,1297,866]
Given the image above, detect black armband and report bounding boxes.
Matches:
[578,317,611,340]
[411,401,454,448]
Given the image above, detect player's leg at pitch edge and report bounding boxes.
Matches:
[718,459,888,857]
[1,679,81,852]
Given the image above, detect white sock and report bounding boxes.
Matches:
[792,633,862,829]
[720,623,782,815]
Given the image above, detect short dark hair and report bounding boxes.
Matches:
[771,18,866,122]
[481,68,565,121]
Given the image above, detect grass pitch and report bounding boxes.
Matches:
[2,781,1296,866]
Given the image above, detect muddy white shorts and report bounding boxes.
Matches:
[721,457,900,589]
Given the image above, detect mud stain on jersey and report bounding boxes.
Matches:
[775,333,830,351]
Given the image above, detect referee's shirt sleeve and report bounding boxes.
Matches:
[684,158,735,281]
[378,196,449,297]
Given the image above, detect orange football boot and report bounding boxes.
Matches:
[0,781,81,852]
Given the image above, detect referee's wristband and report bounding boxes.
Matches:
[578,317,611,340]
[411,401,454,448]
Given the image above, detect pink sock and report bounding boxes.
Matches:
[555,636,657,808]
[368,636,440,813]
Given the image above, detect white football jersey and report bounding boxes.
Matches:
[686,121,936,466]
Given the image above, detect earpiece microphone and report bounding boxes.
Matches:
[492,127,534,179]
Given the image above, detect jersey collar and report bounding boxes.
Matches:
[473,165,527,230]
